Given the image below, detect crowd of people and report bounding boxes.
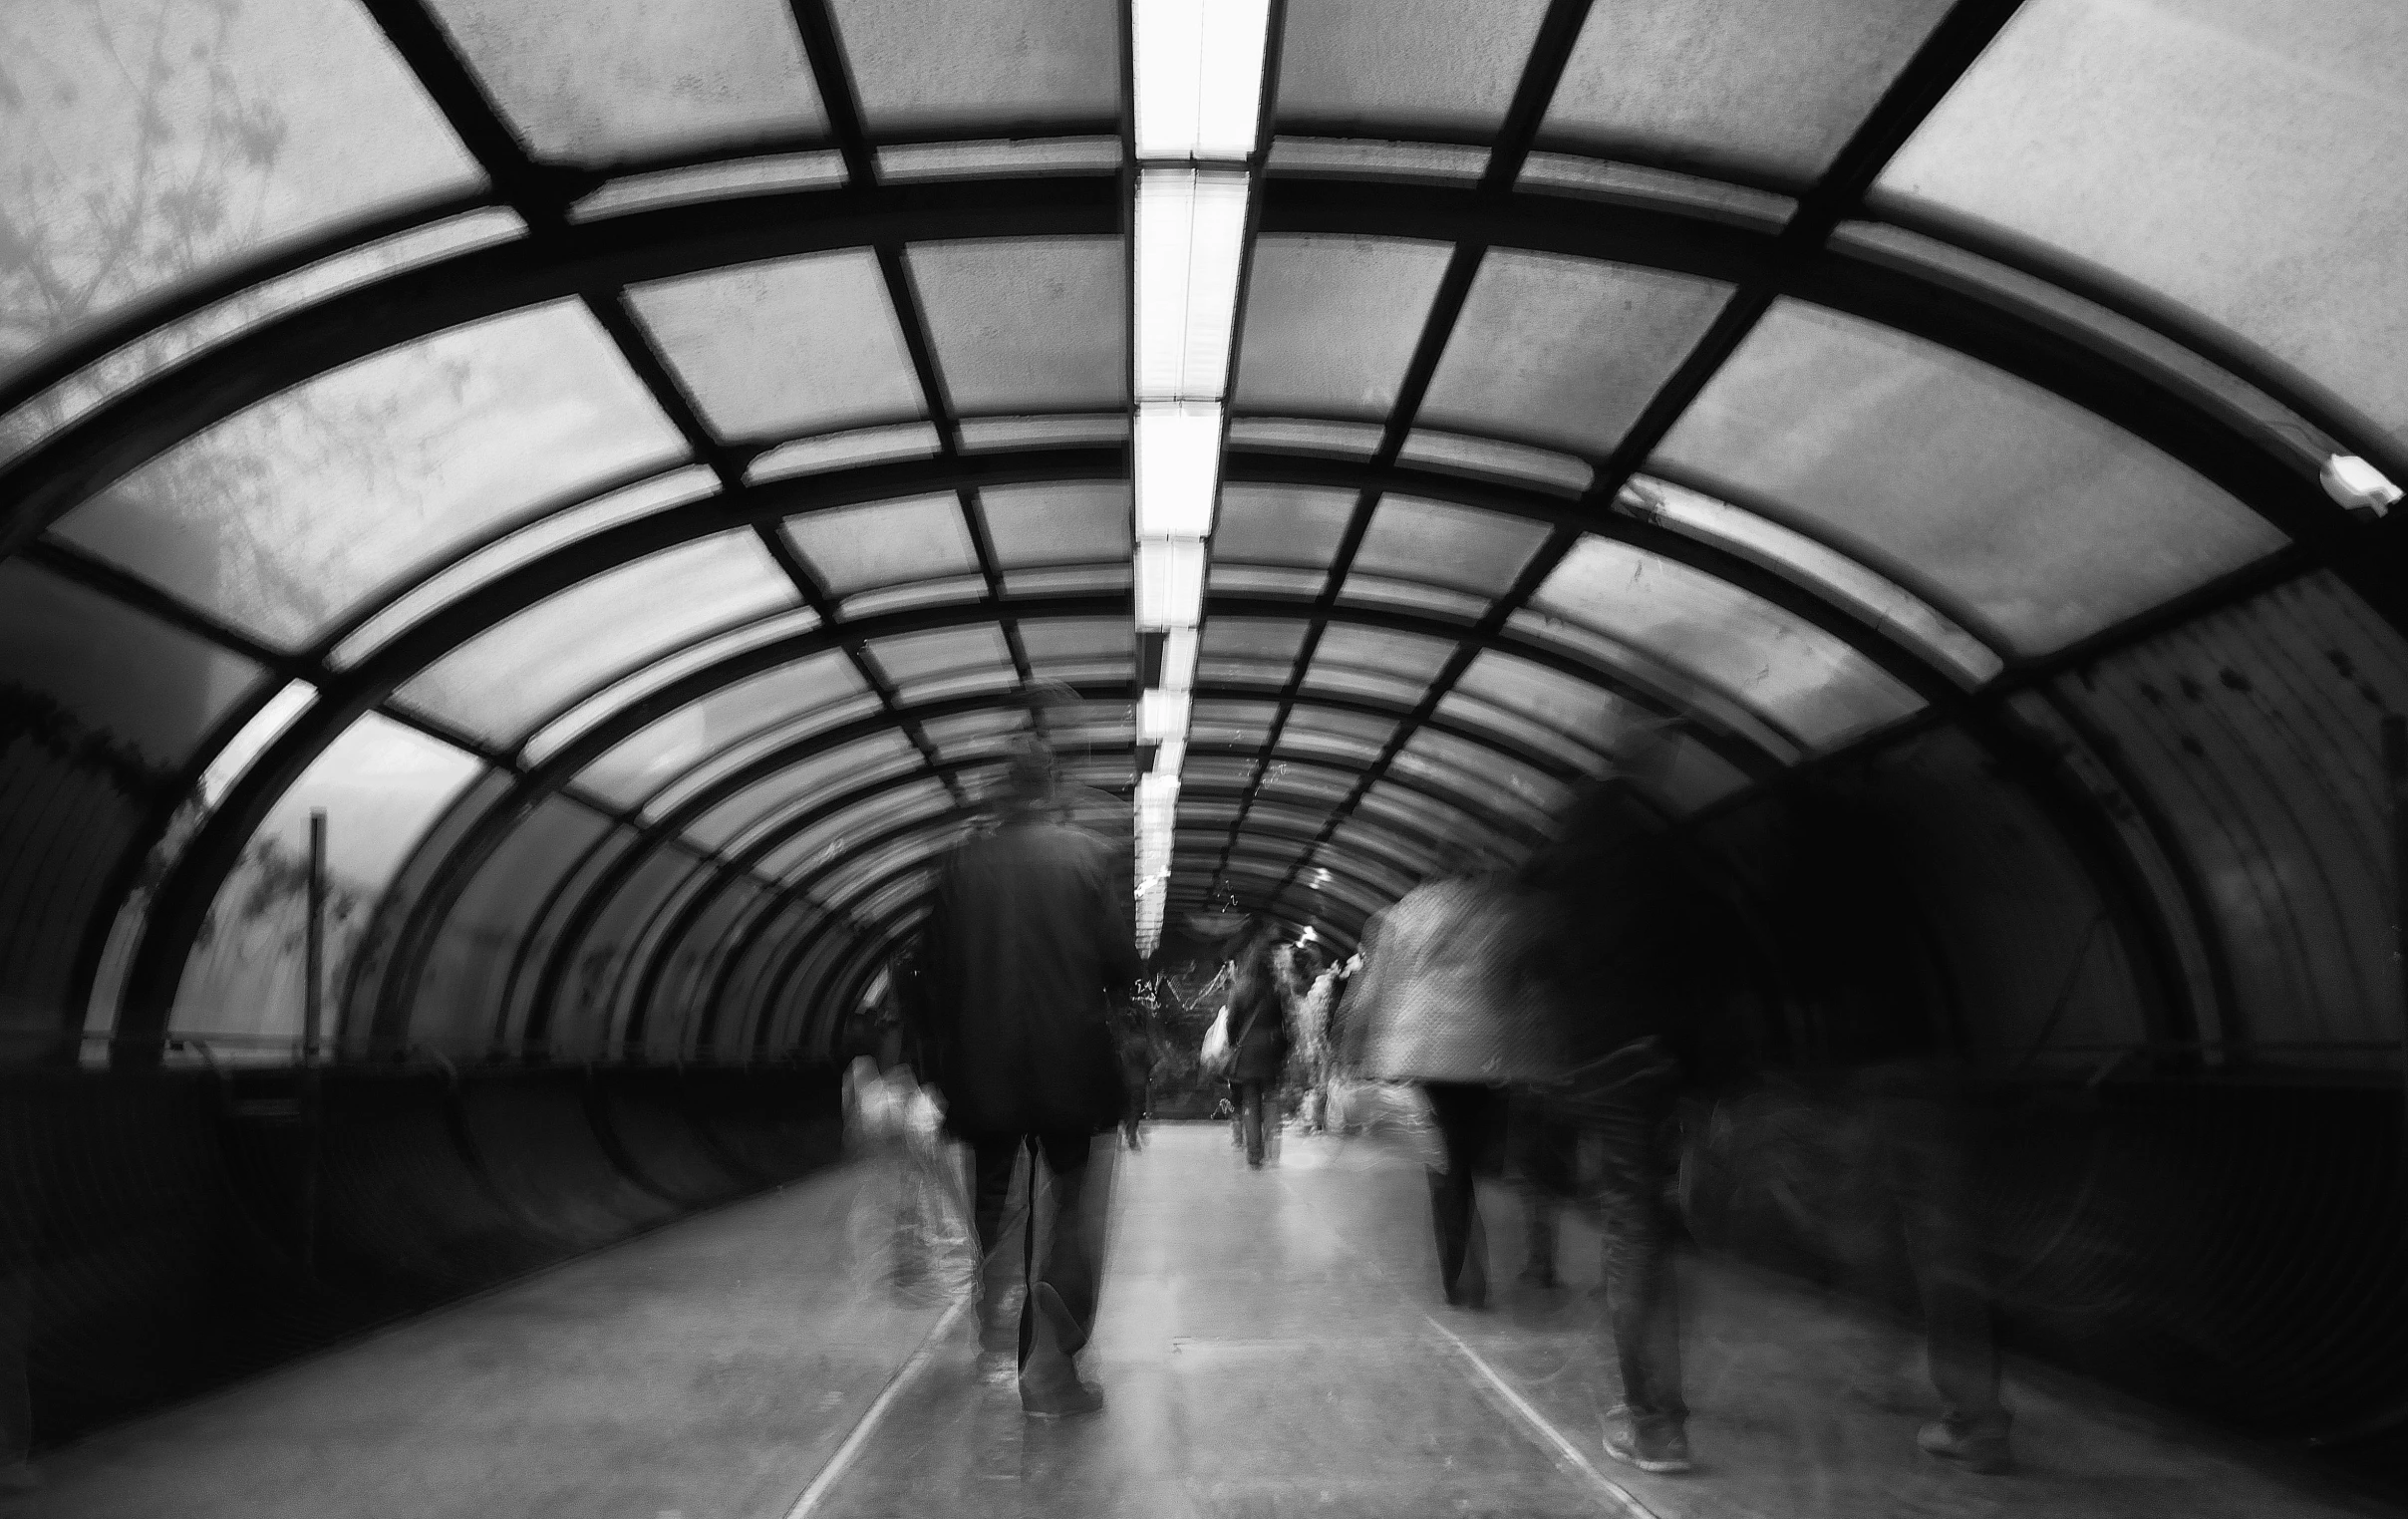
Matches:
[896,722,2012,1480]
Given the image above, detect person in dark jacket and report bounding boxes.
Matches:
[919,734,1139,1418]
[1224,925,1292,1168]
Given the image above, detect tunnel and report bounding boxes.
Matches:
[2,0,2406,1512]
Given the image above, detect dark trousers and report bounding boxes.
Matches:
[1528,1041,1687,1427]
[1234,1079,1272,1164]
[1424,1082,1508,1302]
[1857,1066,2005,1425]
[969,1130,1112,1366]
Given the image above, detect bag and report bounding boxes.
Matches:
[845,1067,979,1308]
[1199,1004,1233,1077]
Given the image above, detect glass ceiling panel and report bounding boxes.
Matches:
[1433,691,1613,780]
[630,252,922,443]
[424,0,826,163]
[1655,300,2285,655]
[1020,619,1134,666]
[1191,701,1279,751]
[0,559,261,772]
[1526,536,1922,751]
[1233,237,1454,421]
[330,465,720,668]
[828,0,1120,136]
[907,239,1128,414]
[1390,724,1567,826]
[1281,707,1400,753]
[1214,485,1355,568]
[1199,619,1310,684]
[759,779,954,880]
[1879,0,2408,449]
[576,652,864,810]
[1397,431,1594,496]
[865,625,1014,690]
[640,700,895,819]
[686,732,923,853]
[814,833,963,909]
[1354,782,1490,845]
[980,483,1132,567]
[1273,0,1551,137]
[750,424,942,483]
[783,495,976,596]
[0,0,479,371]
[54,303,683,649]
[1621,475,2004,687]
[520,606,824,763]
[1445,650,1631,754]
[1304,624,1455,703]
[394,531,799,745]
[1349,497,1552,599]
[1648,734,1752,815]
[1210,564,1326,601]
[1540,0,1954,184]
[1419,252,1730,456]
[1254,760,1354,803]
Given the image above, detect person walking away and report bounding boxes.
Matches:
[917,735,1139,1417]
[1225,925,1292,1168]
[1342,864,1568,1310]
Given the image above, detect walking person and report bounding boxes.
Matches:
[1224,924,1292,1168]
[917,734,1139,1418]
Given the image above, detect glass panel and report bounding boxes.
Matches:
[1398,431,1593,495]
[921,708,1034,756]
[958,414,1130,452]
[1232,237,1455,421]
[813,833,961,910]
[980,482,1132,566]
[330,465,720,668]
[1526,534,1922,750]
[630,251,923,442]
[1420,251,1730,455]
[577,652,864,809]
[866,625,1014,693]
[1192,700,1279,749]
[829,0,1121,135]
[1224,416,1386,457]
[1273,0,1551,136]
[1622,474,2004,686]
[641,700,891,818]
[411,796,619,1053]
[687,733,924,853]
[1349,496,1551,597]
[1656,299,2286,654]
[1540,0,1955,183]
[840,575,990,621]
[908,238,1127,413]
[0,0,479,369]
[1505,607,1797,765]
[749,424,941,483]
[1214,485,1354,566]
[424,0,826,163]
[1878,0,2408,449]
[394,531,799,744]
[876,139,1122,181]
[759,779,954,879]
[172,716,482,1044]
[1517,154,1797,228]
[1432,691,1610,779]
[784,495,976,595]
[1254,759,1354,802]
[1303,624,1455,706]
[0,559,259,769]
[1651,735,1750,814]
[1265,139,1490,183]
[1002,563,1135,598]
[1020,618,1134,666]
[520,606,824,763]
[54,303,684,649]
[1354,782,1487,843]
[571,154,847,219]
[1210,564,1327,599]
[1278,708,1398,761]
[1390,723,1568,824]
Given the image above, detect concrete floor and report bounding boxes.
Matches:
[5,1123,2391,1519]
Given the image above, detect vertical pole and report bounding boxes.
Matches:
[2384,718,2408,1177]
[300,809,327,1281]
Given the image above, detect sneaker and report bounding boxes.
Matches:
[1603,1406,1692,1474]
[1919,1413,2013,1474]
[1018,1284,1104,1419]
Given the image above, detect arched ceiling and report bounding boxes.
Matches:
[1,0,2402,1062]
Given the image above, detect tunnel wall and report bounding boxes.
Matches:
[0,1061,842,1452]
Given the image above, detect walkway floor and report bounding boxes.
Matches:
[6,1123,2391,1519]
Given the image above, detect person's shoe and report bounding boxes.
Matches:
[1018,1284,1103,1418]
[1919,1413,2013,1474]
[1602,1406,1692,1474]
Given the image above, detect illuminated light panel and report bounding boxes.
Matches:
[1151,736,1188,773]
[1159,627,1199,691]
[1132,0,1273,162]
[1136,537,1206,628]
[1136,169,1249,400]
[1140,687,1192,741]
[1135,401,1224,537]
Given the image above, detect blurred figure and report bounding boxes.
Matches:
[918,734,1139,1418]
[1514,778,1703,1474]
[1114,983,1161,1151]
[1294,957,1341,1133]
[1343,862,1568,1311]
[1224,924,1293,1169]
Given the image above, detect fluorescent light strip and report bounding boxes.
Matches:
[1132,0,1273,162]
[1136,538,1206,628]
[1136,169,1248,400]
[1140,687,1192,741]
[1135,402,1223,536]
[1159,628,1198,691]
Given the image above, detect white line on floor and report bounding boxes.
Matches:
[1423,1314,1662,1519]
[783,1296,970,1519]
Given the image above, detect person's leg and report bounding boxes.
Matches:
[968,1134,1026,1364]
[1019,1131,1113,1416]
[1509,1092,1573,1287]
[1579,1043,1689,1473]
[1422,1082,1493,1306]
[1241,1080,1267,1166]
